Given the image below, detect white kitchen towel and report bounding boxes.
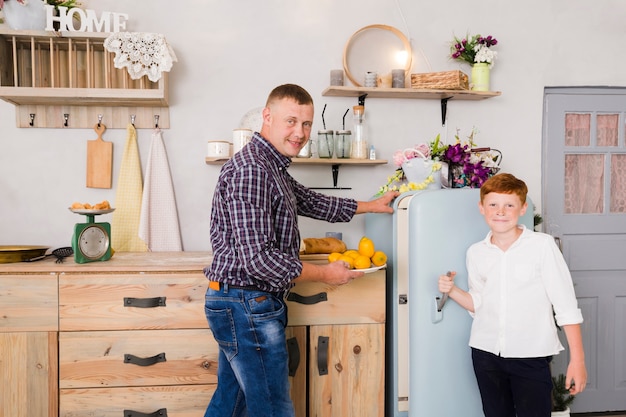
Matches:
[138,128,183,251]
[112,123,147,252]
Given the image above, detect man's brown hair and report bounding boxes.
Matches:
[266,84,313,106]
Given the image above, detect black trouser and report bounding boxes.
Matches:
[472,348,553,417]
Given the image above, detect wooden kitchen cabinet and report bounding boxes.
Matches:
[56,259,216,417]
[0,274,58,417]
[286,269,386,417]
[0,252,384,416]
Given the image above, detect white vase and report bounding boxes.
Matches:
[2,0,47,30]
[551,407,571,417]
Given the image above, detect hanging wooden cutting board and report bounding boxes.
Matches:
[86,123,113,188]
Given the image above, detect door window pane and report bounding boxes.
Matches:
[565,113,591,146]
[597,114,619,147]
[611,154,626,213]
[564,154,604,213]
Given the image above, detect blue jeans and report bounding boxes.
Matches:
[471,348,553,417]
[204,283,294,417]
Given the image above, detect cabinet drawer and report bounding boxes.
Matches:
[59,329,218,388]
[59,273,207,331]
[0,274,58,331]
[60,384,215,417]
[287,270,385,326]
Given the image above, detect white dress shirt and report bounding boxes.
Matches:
[466,225,583,358]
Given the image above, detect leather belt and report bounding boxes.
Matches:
[209,281,284,297]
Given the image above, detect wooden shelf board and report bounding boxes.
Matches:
[206,157,387,165]
[322,86,501,100]
[0,87,168,107]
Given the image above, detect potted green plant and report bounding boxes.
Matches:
[552,373,575,416]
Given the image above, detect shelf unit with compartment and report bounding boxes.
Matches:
[0,29,170,128]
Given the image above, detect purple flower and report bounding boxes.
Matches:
[463,161,492,187]
[443,143,470,164]
[478,36,498,47]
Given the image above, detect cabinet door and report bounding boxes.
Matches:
[286,326,307,417]
[0,274,58,331]
[309,324,384,417]
[0,332,58,417]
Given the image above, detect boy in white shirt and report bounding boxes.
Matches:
[439,173,586,417]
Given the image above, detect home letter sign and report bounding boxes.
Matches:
[45,5,130,32]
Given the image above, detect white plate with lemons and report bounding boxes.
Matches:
[354,264,386,273]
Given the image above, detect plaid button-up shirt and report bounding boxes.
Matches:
[205,133,357,293]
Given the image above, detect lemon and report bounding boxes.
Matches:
[354,254,372,270]
[343,249,360,259]
[338,255,355,269]
[371,250,387,267]
[358,236,375,258]
[328,252,343,263]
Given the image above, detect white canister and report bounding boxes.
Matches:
[232,128,253,154]
[207,141,232,159]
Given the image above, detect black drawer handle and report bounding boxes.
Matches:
[286,291,327,305]
[287,337,300,377]
[123,408,168,417]
[124,297,166,308]
[124,353,166,366]
[317,336,329,376]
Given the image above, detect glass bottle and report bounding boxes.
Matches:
[350,105,368,159]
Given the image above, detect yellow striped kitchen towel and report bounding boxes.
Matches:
[112,123,147,252]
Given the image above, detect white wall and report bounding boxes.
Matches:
[1,0,624,251]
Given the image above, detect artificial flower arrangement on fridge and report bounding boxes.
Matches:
[450,33,498,91]
[376,128,502,196]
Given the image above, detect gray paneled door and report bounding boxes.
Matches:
[543,87,626,413]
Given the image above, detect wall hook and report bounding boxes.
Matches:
[29,113,35,127]
[130,114,136,126]
[97,114,103,127]
[63,113,69,127]
[154,114,160,128]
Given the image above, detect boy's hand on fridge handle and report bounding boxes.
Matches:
[438,271,457,293]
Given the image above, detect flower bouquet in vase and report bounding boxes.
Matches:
[450,33,498,91]
[375,128,502,196]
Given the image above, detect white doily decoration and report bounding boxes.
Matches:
[104,32,177,82]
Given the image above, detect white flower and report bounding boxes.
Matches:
[473,44,498,67]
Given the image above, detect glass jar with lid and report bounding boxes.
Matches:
[317,129,334,158]
[335,130,351,158]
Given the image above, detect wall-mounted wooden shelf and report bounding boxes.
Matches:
[205,157,387,166]
[0,29,170,128]
[323,86,501,124]
[206,157,388,189]
[322,86,501,100]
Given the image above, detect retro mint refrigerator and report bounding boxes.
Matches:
[365,188,533,417]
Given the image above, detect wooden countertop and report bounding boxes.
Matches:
[0,252,328,274]
[0,251,213,274]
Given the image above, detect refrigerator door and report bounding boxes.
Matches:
[406,188,486,416]
[369,188,534,417]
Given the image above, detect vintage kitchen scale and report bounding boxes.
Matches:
[69,207,115,263]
